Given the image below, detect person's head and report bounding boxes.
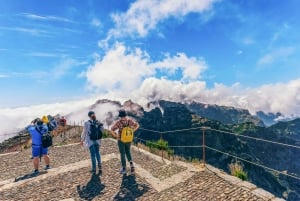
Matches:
[62,116,65,119]
[88,111,96,120]
[41,115,49,124]
[118,109,127,119]
[36,118,44,126]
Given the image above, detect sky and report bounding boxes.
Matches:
[0,0,300,135]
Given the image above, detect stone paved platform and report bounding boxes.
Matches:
[0,138,285,201]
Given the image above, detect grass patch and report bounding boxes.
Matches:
[229,161,248,181]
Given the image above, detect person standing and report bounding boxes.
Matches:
[27,119,51,175]
[59,116,67,138]
[111,110,139,174]
[81,111,103,174]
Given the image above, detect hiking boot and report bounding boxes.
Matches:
[119,168,126,174]
[130,162,135,173]
[130,166,135,173]
[45,165,51,170]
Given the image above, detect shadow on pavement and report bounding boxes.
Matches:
[77,173,105,201]
[14,171,48,182]
[113,174,150,201]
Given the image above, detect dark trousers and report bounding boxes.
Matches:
[118,140,132,168]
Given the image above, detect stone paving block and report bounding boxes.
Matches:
[238,181,257,190]
[217,173,242,185]
[271,197,286,201]
[252,188,275,200]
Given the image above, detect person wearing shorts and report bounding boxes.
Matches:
[27,119,51,174]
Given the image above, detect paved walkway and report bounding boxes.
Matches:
[0,138,285,201]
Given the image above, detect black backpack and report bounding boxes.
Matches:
[89,120,103,141]
[36,127,53,148]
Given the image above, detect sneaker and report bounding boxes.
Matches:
[119,168,126,174]
[32,169,39,175]
[45,165,51,170]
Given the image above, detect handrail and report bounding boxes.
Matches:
[205,145,300,181]
[134,135,300,181]
[207,127,300,150]
[140,126,300,150]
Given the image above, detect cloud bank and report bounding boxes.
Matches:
[109,0,218,38]
[1,42,300,141]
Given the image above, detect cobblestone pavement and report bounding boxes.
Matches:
[0,138,282,201]
[0,139,118,181]
[151,171,266,201]
[0,158,157,201]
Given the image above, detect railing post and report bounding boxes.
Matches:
[160,132,163,160]
[19,132,22,152]
[202,127,206,166]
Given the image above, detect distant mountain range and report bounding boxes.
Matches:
[1,99,299,200]
[87,99,298,201]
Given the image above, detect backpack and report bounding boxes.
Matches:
[47,120,57,132]
[89,120,103,141]
[120,120,134,143]
[35,127,53,148]
[60,118,66,126]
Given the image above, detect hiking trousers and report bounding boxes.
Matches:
[89,143,101,171]
[118,140,132,168]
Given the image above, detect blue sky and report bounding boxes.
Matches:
[0,0,300,112]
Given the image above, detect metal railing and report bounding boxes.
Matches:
[138,127,300,181]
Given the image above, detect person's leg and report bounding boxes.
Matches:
[42,148,50,169]
[89,144,96,172]
[95,143,101,168]
[118,140,126,169]
[33,157,39,170]
[124,142,132,162]
[32,147,40,173]
[124,142,134,172]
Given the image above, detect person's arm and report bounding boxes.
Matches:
[134,123,140,132]
[80,122,88,146]
[129,119,139,132]
[110,122,119,139]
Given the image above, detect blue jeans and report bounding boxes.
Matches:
[89,143,101,171]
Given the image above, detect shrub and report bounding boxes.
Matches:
[146,138,169,151]
[229,161,248,181]
[234,170,248,181]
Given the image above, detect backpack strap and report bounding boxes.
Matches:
[35,127,43,135]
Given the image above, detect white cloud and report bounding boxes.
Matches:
[1,77,300,141]
[109,0,218,38]
[257,47,295,66]
[0,26,50,36]
[21,13,74,23]
[131,78,300,117]
[52,58,81,78]
[237,50,243,55]
[91,18,102,27]
[242,37,255,45]
[86,44,151,91]
[85,43,207,91]
[28,52,65,58]
[0,74,9,78]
